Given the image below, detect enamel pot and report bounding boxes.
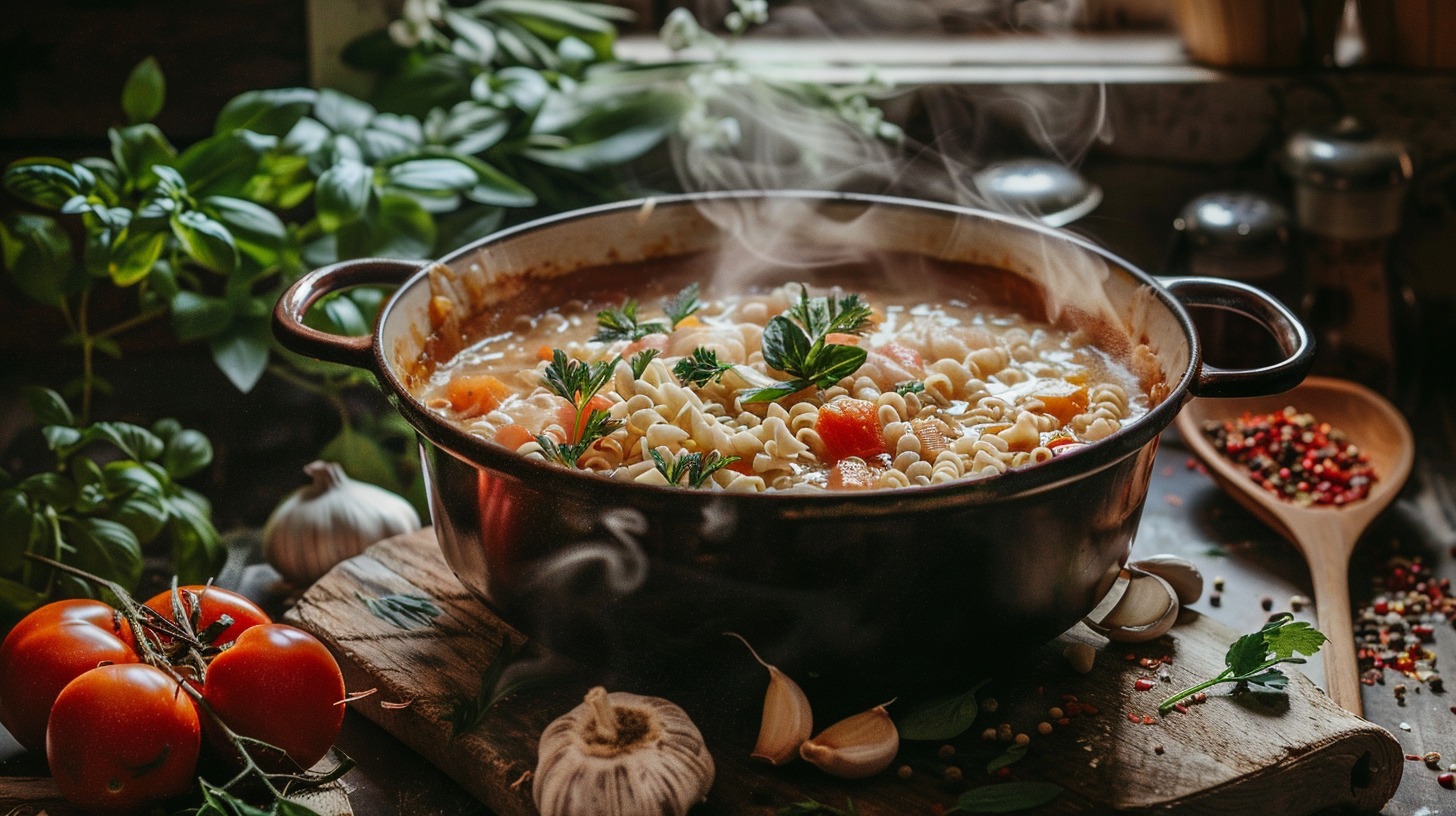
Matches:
[274,192,1312,700]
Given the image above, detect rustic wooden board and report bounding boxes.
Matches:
[286,528,1405,816]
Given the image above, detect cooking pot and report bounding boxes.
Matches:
[274,192,1312,699]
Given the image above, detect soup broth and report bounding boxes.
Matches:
[420,252,1153,492]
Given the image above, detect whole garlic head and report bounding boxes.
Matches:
[534,687,715,816]
[263,460,421,585]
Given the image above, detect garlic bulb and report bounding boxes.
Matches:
[798,703,899,779]
[534,687,715,816]
[263,461,421,585]
[725,632,813,765]
[1130,555,1204,605]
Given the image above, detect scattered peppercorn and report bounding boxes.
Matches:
[1154,745,1165,755]
[1355,557,1449,695]
[1290,595,1310,612]
[982,698,999,713]
[1048,707,1064,719]
[943,766,963,783]
[938,744,955,759]
[1203,408,1377,506]
[1037,722,1053,735]
[981,728,997,741]
[1425,752,1442,767]
[897,764,913,780]
[1014,733,1031,747]
[1213,576,1225,591]
[1210,592,1222,607]
[1261,596,1274,611]
[998,724,1013,742]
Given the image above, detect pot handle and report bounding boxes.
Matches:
[1160,276,1315,399]
[272,258,424,370]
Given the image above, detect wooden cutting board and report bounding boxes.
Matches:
[285,528,1404,815]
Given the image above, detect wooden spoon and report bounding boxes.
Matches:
[1175,376,1414,716]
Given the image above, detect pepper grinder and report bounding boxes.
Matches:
[1283,116,1412,395]
[1168,191,1295,369]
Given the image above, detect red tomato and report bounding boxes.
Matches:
[202,624,344,772]
[0,602,139,754]
[558,394,615,444]
[47,663,200,812]
[142,586,271,649]
[815,398,888,464]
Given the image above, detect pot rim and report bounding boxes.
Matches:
[367,190,1203,513]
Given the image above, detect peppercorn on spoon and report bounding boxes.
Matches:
[1176,376,1414,716]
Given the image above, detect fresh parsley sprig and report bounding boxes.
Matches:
[594,284,702,342]
[593,300,666,343]
[673,347,735,387]
[536,350,621,468]
[786,287,874,339]
[742,315,867,404]
[629,349,661,379]
[649,449,740,488]
[1158,613,1327,712]
[663,282,702,329]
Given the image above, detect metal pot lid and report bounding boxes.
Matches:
[972,158,1103,227]
[1283,116,1412,191]
[1174,191,1290,255]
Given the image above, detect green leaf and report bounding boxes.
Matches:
[1262,617,1328,659]
[308,293,369,336]
[358,592,442,630]
[384,158,479,192]
[108,124,176,188]
[1225,629,1272,676]
[171,291,234,342]
[1240,668,1291,690]
[761,315,812,375]
[20,473,76,510]
[435,205,504,254]
[338,194,435,260]
[204,196,286,262]
[0,577,46,622]
[2,213,79,307]
[949,782,1064,813]
[165,495,224,585]
[171,210,238,275]
[0,491,33,572]
[341,29,411,73]
[109,229,166,286]
[42,425,82,453]
[447,638,522,739]
[320,427,403,494]
[21,386,75,427]
[176,130,276,198]
[209,316,272,393]
[496,66,551,113]
[315,89,378,135]
[523,122,671,173]
[986,743,1028,773]
[64,517,143,589]
[76,158,124,204]
[897,680,988,741]
[316,159,373,233]
[481,0,621,34]
[3,159,83,210]
[105,488,168,546]
[101,461,165,497]
[121,56,166,125]
[216,87,319,136]
[160,429,213,479]
[445,11,499,64]
[90,422,165,461]
[739,381,811,404]
[455,156,536,208]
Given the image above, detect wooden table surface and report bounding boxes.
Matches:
[4,425,1455,815]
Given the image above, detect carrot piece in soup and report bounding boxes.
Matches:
[536,346,554,362]
[674,315,703,329]
[559,394,615,443]
[815,398,887,464]
[827,458,877,490]
[446,375,513,415]
[825,332,860,346]
[495,424,536,451]
[623,333,669,356]
[875,342,923,372]
[1033,386,1089,425]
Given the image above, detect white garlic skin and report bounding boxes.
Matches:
[1100,569,1179,643]
[534,689,715,816]
[263,460,422,585]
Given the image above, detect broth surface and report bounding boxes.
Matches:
[420,252,1151,492]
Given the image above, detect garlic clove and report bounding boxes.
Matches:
[798,702,898,779]
[1098,568,1180,643]
[725,632,812,765]
[1130,555,1204,605]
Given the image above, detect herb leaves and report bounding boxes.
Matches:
[1159,613,1327,712]
[358,592,441,630]
[593,283,701,343]
[536,350,621,468]
[740,288,873,404]
[673,347,735,388]
[649,449,740,488]
[897,680,988,741]
[447,638,528,740]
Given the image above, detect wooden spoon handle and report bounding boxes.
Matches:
[1308,553,1362,716]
